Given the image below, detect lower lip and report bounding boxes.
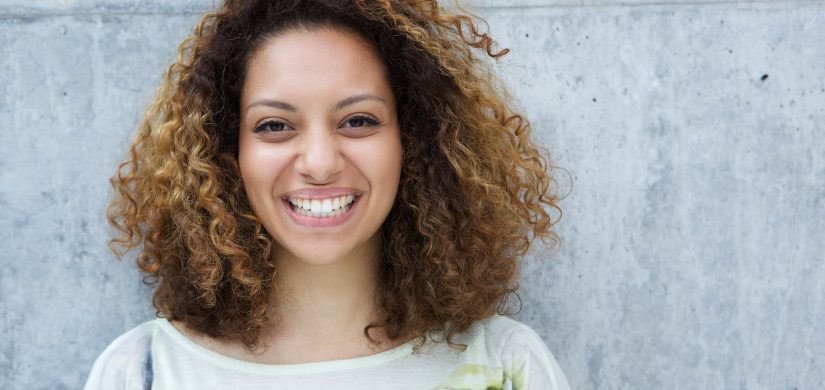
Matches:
[282,196,360,228]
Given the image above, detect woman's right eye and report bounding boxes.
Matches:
[254,120,291,133]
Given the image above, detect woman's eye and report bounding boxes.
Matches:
[343,115,380,128]
[254,120,290,133]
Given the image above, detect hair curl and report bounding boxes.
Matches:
[107,0,562,352]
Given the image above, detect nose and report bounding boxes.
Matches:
[294,128,344,184]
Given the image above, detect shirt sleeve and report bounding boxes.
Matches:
[83,323,154,390]
[500,323,571,390]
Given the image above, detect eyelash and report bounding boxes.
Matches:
[253,115,380,133]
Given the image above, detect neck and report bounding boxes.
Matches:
[268,239,383,345]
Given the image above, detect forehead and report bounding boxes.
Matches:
[241,27,392,106]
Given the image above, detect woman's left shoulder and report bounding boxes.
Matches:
[480,315,555,348]
[469,315,572,390]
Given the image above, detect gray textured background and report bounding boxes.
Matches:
[1,0,823,389]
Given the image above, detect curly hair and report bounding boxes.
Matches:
[107,0,562,352]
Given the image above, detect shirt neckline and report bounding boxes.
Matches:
[154,317,420,375]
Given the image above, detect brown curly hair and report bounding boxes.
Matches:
[107,0,562,352]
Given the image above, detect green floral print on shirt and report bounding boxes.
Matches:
[434,359,527,390]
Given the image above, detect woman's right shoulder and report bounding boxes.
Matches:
[83,319,161,390]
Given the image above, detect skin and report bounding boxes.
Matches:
[173,26,404,363]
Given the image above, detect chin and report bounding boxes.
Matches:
[295,252,345,266]
[277,241,361,266]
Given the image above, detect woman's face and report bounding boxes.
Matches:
[238,27,402,266]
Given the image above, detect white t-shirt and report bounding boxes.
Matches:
[84,315,570,390]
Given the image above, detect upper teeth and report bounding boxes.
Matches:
[288,195,355,214]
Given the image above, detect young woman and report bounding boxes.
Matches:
[84,0,570,388]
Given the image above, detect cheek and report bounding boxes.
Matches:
[354,132,403,192]
[238,140,290,196]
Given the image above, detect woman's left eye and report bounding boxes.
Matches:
[343,115,380,128]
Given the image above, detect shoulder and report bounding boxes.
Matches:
[83,319,159,390]
[472,315,572,390]
[476,314,538,341]
[481,315,557,352]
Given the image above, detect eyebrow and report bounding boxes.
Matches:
[245,94,386,114]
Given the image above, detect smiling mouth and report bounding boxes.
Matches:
[285,195,358,218]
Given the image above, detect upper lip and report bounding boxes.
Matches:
[281,187,362,200]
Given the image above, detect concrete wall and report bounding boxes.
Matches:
[1,0,823,388]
